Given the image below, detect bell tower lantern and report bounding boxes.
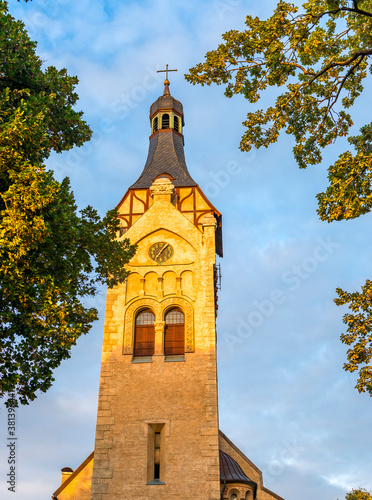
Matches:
[150,87,184,136]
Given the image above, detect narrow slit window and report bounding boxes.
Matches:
[147,424,165,485]
[173,115,179,132]
[153,116,158,133]
[154,432,161,480]
[162,113,169,129]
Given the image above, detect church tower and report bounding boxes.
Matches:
[90,78,223,500]
[52,77,284,500]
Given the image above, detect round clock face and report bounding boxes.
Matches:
[148,242,174,263]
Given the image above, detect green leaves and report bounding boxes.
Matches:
[0,2,136,404]
[317,123,372,221]
[186,0,372,172]
[186,0,372,395]
[345,489,372,500]
[336,282,372,394]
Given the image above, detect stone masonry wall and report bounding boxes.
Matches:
[90,181,221,500]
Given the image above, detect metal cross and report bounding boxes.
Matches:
[157,64,177,81]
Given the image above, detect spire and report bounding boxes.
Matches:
[163,79,170,96]
[129,82,197,189]
[157,64,177,96]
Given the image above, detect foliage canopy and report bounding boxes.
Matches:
[346,489,372,500]
[0,1,136,404]
[186,0,372,395]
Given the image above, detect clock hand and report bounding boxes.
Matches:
[154,243,169,260]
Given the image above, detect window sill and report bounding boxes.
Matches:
[164,355,185,362]
[146,479,166,485]
[132,356,153,364]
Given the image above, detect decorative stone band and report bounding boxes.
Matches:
[149,178,175,197]
[123,296,194,354]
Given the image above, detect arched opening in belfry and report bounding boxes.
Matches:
[161,113,169,129]
[164,308,184,356]
[134,309,155,357]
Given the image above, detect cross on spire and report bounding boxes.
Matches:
[157,64,177,84]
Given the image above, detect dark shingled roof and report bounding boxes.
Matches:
[150,93,183,118]
[129,130,197,189]
[130,85,195,189]
[220,450,257,491]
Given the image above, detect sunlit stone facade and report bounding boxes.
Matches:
[53,82,284,500]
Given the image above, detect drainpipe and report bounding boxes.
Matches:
[221,480,227,500]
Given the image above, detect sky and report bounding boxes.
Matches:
[0,0,371,499]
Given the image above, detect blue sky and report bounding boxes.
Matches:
[0,1,371,499]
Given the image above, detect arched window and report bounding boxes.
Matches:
[162,113,169,129]
[164,308,184,356]
[134,309,155,357]
[245,491,253,500]
[229,492,240,500]
[153,117,158,133]
[173,115,179,132]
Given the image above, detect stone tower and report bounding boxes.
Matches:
[52,81,284,500]
[90,80,223,500]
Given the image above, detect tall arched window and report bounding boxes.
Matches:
[173,115,179,132]
[134,309,155,357]
[161,113,169,129]
[164,308,184,356]
[153,116,158,133]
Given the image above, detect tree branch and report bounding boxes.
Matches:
[308,49,372,86]
[307,5,372,20]
[333,55,365,107]
[227,60,311,75]
[319,55,366,127]
[343,5,372,18]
